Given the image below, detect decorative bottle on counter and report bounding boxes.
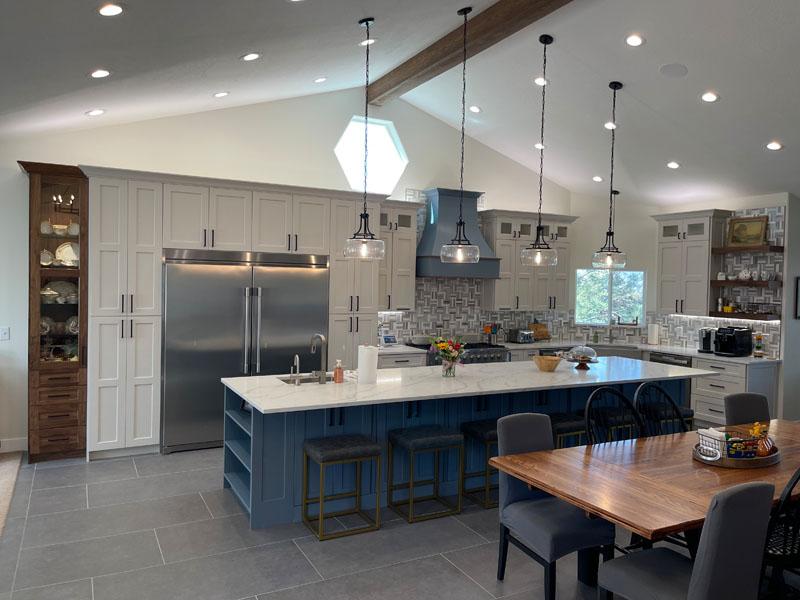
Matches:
[753,334,764,359]
[333,360,344,383]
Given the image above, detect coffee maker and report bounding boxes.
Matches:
[698,328,716,354]
[714,326,753,357]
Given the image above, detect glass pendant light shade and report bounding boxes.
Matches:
[344,236,385,260]
[521,244,558,267]
[592,247,627,269]
[440,217,480,263]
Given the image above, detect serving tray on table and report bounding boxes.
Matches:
[693,443,781,468]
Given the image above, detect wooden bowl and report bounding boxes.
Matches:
[533,355,561,372]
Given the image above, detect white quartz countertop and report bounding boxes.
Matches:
[377,345,428,356]
[503,340,781,365]
[222,357,718,415]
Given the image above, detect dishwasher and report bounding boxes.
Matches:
[648,352,693,414]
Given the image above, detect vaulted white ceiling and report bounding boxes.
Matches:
[2,0,799,206]
[403,0,800,205]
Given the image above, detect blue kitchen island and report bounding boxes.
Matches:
[221,357,716,528]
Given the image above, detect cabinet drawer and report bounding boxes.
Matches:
[693,376,745,398]
[35,387,82,405]
[693,358,747,379]
[694,396,726,424]
[32,402,85,431]
[38,371,81,387]
[32,426,85,456]
[377,354,426,369]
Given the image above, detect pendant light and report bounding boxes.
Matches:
[440,6,480,264]
[521,34,558,268]
[591,81,627,269]
[344,17,385,260]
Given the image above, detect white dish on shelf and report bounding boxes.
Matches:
[40,249,54,266]
[52,224,69,237]
[55,242,79,266]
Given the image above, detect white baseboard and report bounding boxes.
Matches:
[0,438,27,453]
[89,445,159,461]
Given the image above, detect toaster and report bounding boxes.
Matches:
[507,329,535,344]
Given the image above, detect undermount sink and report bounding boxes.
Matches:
[278,374,334,385]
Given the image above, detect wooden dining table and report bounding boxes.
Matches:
[489,419,800,542]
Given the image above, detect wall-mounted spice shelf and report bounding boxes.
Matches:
[711,245,784,255]
[708,311,781,321]
[710,280,782,289]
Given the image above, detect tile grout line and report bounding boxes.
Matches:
[198,492,214,518]
[31,464,221,493]
[132,457,140,478]
[153,529,166,565]
[452,514,493,544]
[10,465,36,592]
[85,484,89,509]
[440,552,498,599]
[292,538,325,582]
[91,576,95,600]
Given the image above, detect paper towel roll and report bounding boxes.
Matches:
[357,345,379,384]
[647,324,660,345]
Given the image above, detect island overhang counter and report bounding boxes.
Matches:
[221,357,717,528]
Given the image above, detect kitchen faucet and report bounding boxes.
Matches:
[310,333,328,384]
[290,354,301,386]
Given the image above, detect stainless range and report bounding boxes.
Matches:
[405,342,511,365]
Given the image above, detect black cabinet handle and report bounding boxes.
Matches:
[287,234,291,251]
[709,383,725,389]
[328,409,335,427]
[121,294,125,313]
[349,296,353,312]
[709,408,723,414]
[516,296,519,309]
[709,365,726,370]
[349,317,353,333]
[680,299,684,313]
[130,294,134,313]
[394,359,410,363]
[294,234,298,251]
[211,229,215,248]
[356,317,359,332]
[388,294,391,310]
[203,229,207,247]
[675,299,679,313]
[356,296,360,312]
[120,320,124,339]
[130,319,134,338]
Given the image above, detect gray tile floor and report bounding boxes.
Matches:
[1,449,598,600]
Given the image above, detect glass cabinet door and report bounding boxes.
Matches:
[36,175,85,369]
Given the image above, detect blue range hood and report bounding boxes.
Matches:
[416,188,500,278]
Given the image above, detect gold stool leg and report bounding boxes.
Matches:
[374,455,382,528]
[387,441,394,509]
[302,451,309,524]
[408,449,415,522]
[318,460,325,540]
[356,459,362,512]
[433,449,440,498]
[456,444,464,514]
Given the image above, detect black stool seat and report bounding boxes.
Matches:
[550,412,585,434]
[303,434,381,463]
[389,425,463,451]
[461,419,498,442]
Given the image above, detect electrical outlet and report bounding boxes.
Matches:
[0,327,9,342]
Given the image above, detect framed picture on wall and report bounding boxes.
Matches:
[727,216,768,247]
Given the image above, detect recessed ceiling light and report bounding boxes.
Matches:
[98,3,123,16]
[604,121,617,130]
[213,91,229,98]
[241,52,261,62]
[667,161,680,169]
[701,91,719,103]
[359,39,376,47]
[85,109,105,117]
[90,69,111,79]
[533,76,548,87]
[625,34,645,47]
[766,141,783,151]
[313,76,327,84]
[534,142,545,150]
[469,105,481,114]
[592,176,604,182]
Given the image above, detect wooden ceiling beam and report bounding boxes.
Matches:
[367,0,574,106]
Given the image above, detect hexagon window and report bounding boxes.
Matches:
[334,116,409,196]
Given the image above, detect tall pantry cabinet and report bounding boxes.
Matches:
[87,175,163,452]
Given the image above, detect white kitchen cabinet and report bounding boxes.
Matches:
[90,178,162,317]
[378,352,427,369]
[293,194,330,254]
[88,317,161,451]
[252,191,293,252]
[377,203,419,311]
[327,312,378,370]
[533,243,570,311]
[653,210,731,316]
[163,184,208,249]
[209,188,252,251]
[482,237,538,312]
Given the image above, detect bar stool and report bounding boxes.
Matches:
[550,411,587,448]
[302,434,381,541]
[460,419,498,509]
[387,425,464,523]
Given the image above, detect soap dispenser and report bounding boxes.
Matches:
[333,359,344,383]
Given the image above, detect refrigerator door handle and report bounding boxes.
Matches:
[255,287,263,374]
[243,287,251,374]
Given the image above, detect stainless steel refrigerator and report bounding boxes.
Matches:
[161,249,329,453]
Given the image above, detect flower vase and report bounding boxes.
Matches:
[442,360,457,377]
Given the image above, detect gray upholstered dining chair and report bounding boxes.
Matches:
[496,413,616,600]
[724,392,770,425]
[598,481,774,600]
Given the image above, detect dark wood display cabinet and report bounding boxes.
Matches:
[20,162,88,462]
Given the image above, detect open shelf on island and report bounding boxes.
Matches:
[710,280,782,288]
[708,311,781,321]
[711,245,784,255]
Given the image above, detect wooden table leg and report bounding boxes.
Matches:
[577,547,600,586]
